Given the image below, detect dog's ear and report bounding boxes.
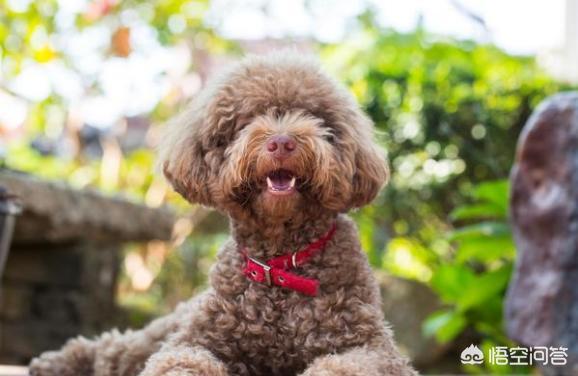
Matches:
[158,106,214,206]
[348,115,389,208]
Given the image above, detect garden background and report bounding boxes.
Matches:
[1,0,575,374]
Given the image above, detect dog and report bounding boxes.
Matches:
[29,52,416,376]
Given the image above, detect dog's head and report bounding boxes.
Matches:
[159,52,388,223]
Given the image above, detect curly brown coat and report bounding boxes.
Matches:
[29,51,417,376]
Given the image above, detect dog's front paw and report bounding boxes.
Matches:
[139,346,228,376]
[29,351,90,376]
[300,362,370,376]
[29,352,58,376]
[301,348,416,376]
[29,337,95,376]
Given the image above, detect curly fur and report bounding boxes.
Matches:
[29,51,416,376]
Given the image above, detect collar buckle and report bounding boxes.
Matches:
[291,252,298,268]
[248,256,272,286]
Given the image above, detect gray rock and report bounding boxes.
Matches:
[506,92,578,375]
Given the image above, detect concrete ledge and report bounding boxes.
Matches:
[0,365,27,376]
[0,170,176,244]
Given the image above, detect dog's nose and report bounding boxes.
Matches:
[266,135,296,159]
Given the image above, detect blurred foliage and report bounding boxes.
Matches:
[119,231,226,326]
[324,27,570,250]
[424,180,528,374]
[0,0,228,77]
[1,0,231,202]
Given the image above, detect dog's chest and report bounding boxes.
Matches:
[200,287,373,375]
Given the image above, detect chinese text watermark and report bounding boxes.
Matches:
[461,344,568,366]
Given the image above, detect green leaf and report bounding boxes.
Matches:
[472,180,509,210]
[423,310,467,343]
[430,265,476,302]
[448,220,515,263]
[456,266,512,311]
[456,235,515,263]
[450,202,506,221]
[448,221,511,242]
[383,237,434,282]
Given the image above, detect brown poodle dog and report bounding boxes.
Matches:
[29,52,416,376]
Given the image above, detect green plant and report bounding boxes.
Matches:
[324,28,572,261]
[422,180,529,374]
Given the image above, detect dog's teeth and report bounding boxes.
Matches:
[289,177,296,188]
[266,177,273,189]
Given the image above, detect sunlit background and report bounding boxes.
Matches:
[1,0,577,374]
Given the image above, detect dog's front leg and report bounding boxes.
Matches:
[138,344,228,376]
[29,300,194,376]
[28,336,97,376]
[29,325,169,376]
[300,346,417,376]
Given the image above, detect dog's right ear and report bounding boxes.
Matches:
[158,107,214,206]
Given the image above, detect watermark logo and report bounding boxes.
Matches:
[460,344,484,365]
[460,345,568,367]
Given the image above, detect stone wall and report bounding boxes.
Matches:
[1,243,119,363]
[0,171,175,364]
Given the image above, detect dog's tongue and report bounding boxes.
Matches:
[267,169,296,192]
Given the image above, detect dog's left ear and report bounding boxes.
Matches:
[348,115,389,208]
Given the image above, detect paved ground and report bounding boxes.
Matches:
[0,365,27,376]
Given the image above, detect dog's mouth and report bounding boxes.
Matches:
[265,169,297,196]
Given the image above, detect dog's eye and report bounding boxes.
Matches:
[324,134,336,143]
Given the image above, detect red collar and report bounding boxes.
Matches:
[240,223,337,296]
